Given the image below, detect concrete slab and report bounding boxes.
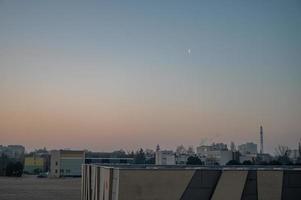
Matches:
[257,170,283,200]
[181,170,221,200]
[241,171,257,200]
[211,170,248,200]
[118,169,194,200]
[282,171,301,200]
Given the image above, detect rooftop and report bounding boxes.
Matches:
[85,164,301,171]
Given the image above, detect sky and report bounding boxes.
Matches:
[0,0,300,153]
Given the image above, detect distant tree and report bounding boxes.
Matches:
[15,162,24,176]
[6,162,23,177]
[278,157,293,165]
[226,160,241,165]
[187,146,195,155]
[127,151,135,158]
[145,157,155,164]
[242,160,253,165]
[259,161,269,165]
[230,141,236,152]
[186,156,203,165]
[275,145,290,157]
[0,155,9,176]
[269,160,282,165]
[134,149,146,164]
[111,149,127,158]
[176,145,187,154]
[274,145,292,165]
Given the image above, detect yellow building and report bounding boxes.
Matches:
[24,156,45,174]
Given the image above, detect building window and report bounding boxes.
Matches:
[55,161,58,166]
[66,169,71,174]
[55,169,58,174]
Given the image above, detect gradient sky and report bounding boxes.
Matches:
[0,0,300,153]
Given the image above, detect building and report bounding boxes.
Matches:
[175,154,190,165]
[174,145,195,165]
[238,142,258,155]
[0,145,25,161]
[82,164,301,200]
[50,150,85,177]
[0,145,25,176]
[24,148,50,174]
[155,150,175,165]
[5,145,25,160]
[196,143,232,165]
[211,143,228,151]
[288,149,300,163]
[24,155,46,174]
[196,145,213,155]
[240,154,257,163]
[196,143,228,155]
[257,153,273,163]
[84,150,135,165]
[230,141,236,151]
[203,150,233,165]
[85,158,134,165]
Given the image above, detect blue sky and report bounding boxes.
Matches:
[0,0,300,152]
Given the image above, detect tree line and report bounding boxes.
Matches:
[0,155,23,177]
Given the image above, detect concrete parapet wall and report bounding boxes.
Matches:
[118,169,193,200]
[81,165,301,200]
[211,170,248,200]
[257,170,283,200]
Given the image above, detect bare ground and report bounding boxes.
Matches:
[0,175,81,200]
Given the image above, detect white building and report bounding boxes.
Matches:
[155,150,175,165]
[211,143,228,151]
[240,154,257,163]
[203,150,233,165]
[196,143,228,155]
[196,145,214,155]
[238,142,258,155]
[288,149,300,163]
[196,144,233,165]
[258,153,273,163]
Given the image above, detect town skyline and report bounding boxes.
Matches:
[2,126,300,155]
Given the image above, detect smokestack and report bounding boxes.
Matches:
[298,139,301,157]
[260,125,263,154]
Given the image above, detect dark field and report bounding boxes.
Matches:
[0,175,81,200]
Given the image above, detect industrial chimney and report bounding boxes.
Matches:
[260,125,264,154]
